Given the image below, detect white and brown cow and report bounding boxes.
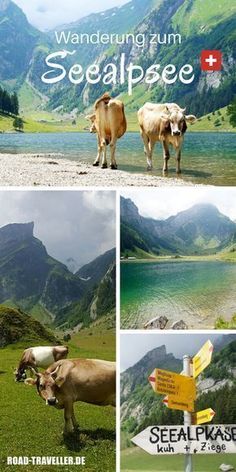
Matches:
[25,358,116,434]
[138,102,197,174]
[15,346,68,382]
[86,92,127,169]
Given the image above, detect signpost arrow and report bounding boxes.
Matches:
[192,408,215,425]
[192,340,213,378]
[163,395,195,413]
[148,368,196,401]
[131,425,236,455]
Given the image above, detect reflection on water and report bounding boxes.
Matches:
[120,261,236,329]
[0,132,236,185]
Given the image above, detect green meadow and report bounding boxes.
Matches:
[0,322,116,472]
[121,447,236,471]
[0,103,235,134]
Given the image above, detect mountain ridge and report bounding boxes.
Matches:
[121,197,236,256]
[0,222,115,327]
[0,0,235,116]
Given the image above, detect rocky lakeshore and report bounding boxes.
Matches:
[0,153,196,187]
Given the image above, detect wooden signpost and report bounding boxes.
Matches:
[148,368,196,401]
[192,340,213,378]
[163,395,195,413]
[192,408,215,425]
[131,339,234,472]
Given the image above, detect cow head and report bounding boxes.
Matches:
[85,114,97,133]
[25,366,64,407]
[161,107,197,137]
[14,367,27,382]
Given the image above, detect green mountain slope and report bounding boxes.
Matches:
[172,0,236,35]
[55,262,116,329]
[121,197,236,257]
[0,222,85,317]
[0,305,58,347]
[0,222,116,328]
[0,0,235,117]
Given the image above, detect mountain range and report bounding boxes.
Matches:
[0,222,115,328]
[121,197,236,256]
[0,0,235,116]
[121,335,236,447]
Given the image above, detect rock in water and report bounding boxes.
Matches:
[170,320,188,330]
[144,316,168,330]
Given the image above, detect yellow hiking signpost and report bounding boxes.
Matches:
[132,340,220,472]
[192,340,213,378]
[163,395,195,413]
[192,408,215,425]
[148,368,196,401]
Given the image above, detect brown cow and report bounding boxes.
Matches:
[25,358,116,434]
[15,346,68,382]
[86,92,127,169]
[138,102,196,174]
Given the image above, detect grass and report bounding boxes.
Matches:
[215,314,236,329]
[172,0,236,35]
[121,447,236,471]
[0,324,115,472]
[0,104,235,134]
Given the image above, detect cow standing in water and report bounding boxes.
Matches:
[138,102,196,174]
[15,346,68,382]
[86,92,127,169]
[25,358,116,434]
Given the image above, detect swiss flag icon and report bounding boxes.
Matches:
[201,50,222,71]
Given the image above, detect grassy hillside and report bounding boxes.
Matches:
[0,111,88,133]
[190,106,235,132]
[0,305,57,347]
[1,105,235,134]
[0,323,115,472]
[121,447,236,471]
[172,0,236,35]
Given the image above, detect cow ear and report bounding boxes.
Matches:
[24,378,37,386]
[185,114,197,123]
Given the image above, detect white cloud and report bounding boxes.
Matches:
[0,190,116,267]
[121,188,236,222]
[14,0,128,31]
[120,333,234,372]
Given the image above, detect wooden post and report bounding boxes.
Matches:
[183,355,193,472]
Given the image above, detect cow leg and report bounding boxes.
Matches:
[71,407,78,430]
[141,132,152,170]
[63,403,74,434]
[110,138,117,170]
[162,141,170,174]
[175,146,181,174]
[101,140,108,169]
[93,138,102,167]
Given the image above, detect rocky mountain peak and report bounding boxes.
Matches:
[120,197,142,225]
[0,222,34,246]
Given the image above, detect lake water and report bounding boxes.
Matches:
[120,261,236,329]
[0,132,236,185]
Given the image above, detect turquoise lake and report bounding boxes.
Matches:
[0,131,236,185]
[120,261,236,329]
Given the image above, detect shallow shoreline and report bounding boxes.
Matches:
[0,153,198,187]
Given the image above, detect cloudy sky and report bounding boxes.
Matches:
[0,191,116,268]
[120,333,235,372]
[14,0,128,31]
[121,188,236,222]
